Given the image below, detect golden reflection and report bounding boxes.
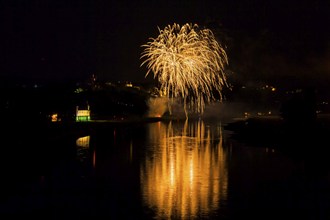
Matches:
[76,136,91,163]
[141,120,228,219]
[76,136,90,148]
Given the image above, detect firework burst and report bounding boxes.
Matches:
[140,23,229,117]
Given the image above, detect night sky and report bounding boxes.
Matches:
[1,0,329,86]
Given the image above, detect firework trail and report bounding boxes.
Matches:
[140,23,229,117]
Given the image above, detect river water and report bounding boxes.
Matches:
[1,119,330,219]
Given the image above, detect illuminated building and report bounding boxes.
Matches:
[76,104,91,122]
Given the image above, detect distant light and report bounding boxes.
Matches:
[51,113,58,122]
[75,88,84,93]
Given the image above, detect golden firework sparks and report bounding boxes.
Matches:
[140,23,229,117]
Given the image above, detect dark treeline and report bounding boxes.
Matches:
[0,82,151,124]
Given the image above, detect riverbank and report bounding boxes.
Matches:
[224,114,330,150]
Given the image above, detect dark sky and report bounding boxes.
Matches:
[1,0,329,86]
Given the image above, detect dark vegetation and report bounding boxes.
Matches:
[0,82,151,125]
[224,86,330,165]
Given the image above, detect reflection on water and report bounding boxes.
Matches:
[76,136,90,148]
[66,119,330,219]
[76,135,96,168]
[140,120,228,219]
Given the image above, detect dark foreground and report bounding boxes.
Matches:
[1,117,330,219]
